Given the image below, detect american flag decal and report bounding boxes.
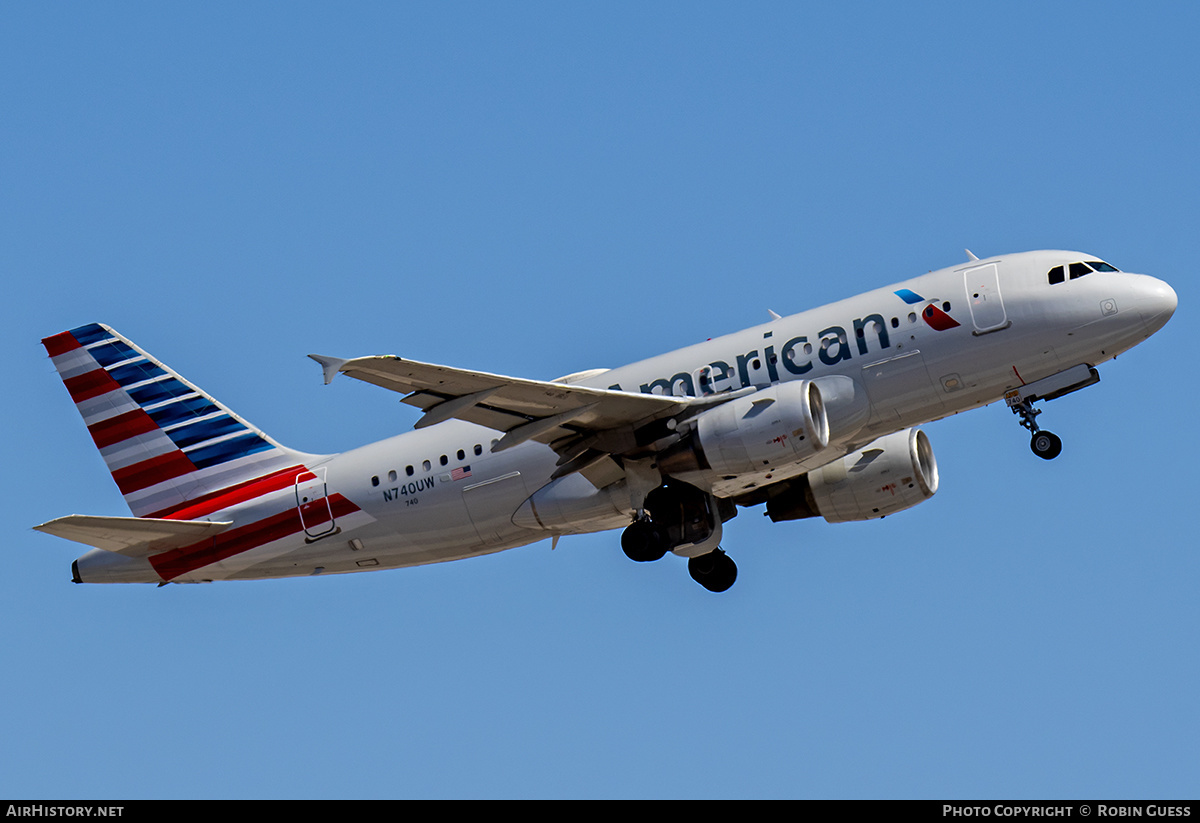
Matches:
[451,466,472,481]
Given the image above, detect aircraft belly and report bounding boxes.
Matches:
[859,349,947,423]
[197,448,557,580]
[204,515,510,580]
[165,505,376,582]
[958,325,1065,393]
[462,471,538,546]
[217,478,545,579]
[218,541,512,580]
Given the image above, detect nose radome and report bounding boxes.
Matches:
[1140,277,1178,334]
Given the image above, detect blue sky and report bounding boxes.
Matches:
[4,2,1197,799]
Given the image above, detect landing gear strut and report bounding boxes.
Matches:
[1008,395,1062,461]
[1003,365,1101,461]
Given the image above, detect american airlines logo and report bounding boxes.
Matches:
[895,289,961,331]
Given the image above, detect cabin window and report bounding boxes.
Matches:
[406,465,414,476]
[440,454,448,466]
[371,476,379,487]
[423,460,431,472]
[457,449,465,461]
[474,444,483,456]
[388,470,397,482]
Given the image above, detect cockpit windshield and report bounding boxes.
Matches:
[1047,259,1121,284]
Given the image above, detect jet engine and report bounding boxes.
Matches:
[758,428,938,523]
[658,380,829,477]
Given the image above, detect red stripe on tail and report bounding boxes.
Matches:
[63,369,122,403]
[151,465,316,520]
[42,331,83,357]
[88,409,159,449]
[111,451,198,495]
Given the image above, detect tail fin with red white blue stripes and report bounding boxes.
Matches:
[42,323,321,519]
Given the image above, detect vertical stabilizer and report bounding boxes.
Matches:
[42,323,323,519]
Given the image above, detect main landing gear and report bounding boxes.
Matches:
[620,480,738,593]
[687,548,737,593]
[621,520,668,563]
[622,518,737,592]
[1008,395,1062,460]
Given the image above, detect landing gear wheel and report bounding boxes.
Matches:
[1010,396,1061,460]
[688,549,737,593]
[621,520,668,562]
[1030,431,1063,460]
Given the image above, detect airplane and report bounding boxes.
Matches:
[34,250,1177,592]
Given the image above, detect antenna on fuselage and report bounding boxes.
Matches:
[965,249,980,261]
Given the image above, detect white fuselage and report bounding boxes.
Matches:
[72,250,1177,583]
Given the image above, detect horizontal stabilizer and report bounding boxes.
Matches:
[34,515,232,558]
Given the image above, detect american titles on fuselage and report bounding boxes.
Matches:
[611,299,954,398]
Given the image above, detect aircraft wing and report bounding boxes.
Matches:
[33,515,233,558]
[309,354,748,477]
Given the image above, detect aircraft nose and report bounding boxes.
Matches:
[1139,277,1178,335]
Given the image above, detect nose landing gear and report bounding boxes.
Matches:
[1009,395,1063,460]
[1030,429,1063,460]
[1004,364,1100,462]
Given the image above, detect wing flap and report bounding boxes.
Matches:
[34,515,233,558]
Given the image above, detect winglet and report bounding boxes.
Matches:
[308,354,349,385]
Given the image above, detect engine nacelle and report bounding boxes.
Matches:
[659,380,829,477]
[764,428,938,523]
